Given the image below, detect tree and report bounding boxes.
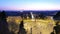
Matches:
[0,11,10,34]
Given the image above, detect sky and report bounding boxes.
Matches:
[0,0,60,10]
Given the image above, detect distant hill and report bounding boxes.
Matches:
[0,10,59,16]
[53,11,60,20]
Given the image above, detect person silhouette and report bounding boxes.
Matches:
[0,11,10,34]
[18,20,26,34]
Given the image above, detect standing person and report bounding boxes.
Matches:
[51,21,60,34]
[0,11,10,34]
[18,20,26,34]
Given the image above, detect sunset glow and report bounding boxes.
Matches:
[0,0,60,10]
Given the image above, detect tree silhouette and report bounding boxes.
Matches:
[53,21,60,34]
[53,11,60,20]
[0,11,10,34]
[39,14,45,19]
